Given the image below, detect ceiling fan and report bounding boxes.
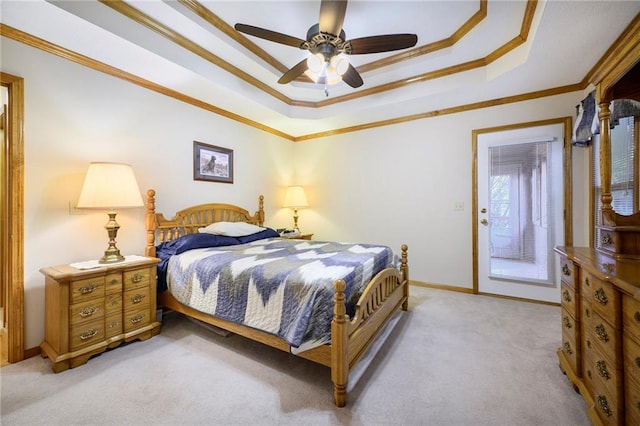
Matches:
[234,0,418,89]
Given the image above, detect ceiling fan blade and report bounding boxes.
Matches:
[319,0,347,36]
[341,64,363,88]
[235,23,307,48]
[347,34,418,54]
[278,59,309,84]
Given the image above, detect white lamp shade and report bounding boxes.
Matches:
[283,186,308,208]
[77,162,143,209]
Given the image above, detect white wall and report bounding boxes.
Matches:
[293,96,591,289]
[2,39,294,348]
[2,38,591,350]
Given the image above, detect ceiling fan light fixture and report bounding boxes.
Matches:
[306,53,325,74]
[330,55,349,76]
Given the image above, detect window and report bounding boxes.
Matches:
[592,116,639,247]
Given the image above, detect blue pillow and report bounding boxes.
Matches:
[155,227,279,292]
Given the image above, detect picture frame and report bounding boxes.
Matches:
[193,141,234,183]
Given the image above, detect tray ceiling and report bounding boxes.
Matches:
[2,0,639,138]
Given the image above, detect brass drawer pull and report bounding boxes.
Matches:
[596,360,610,380]
[79,329,98,341]
[79,306,97,318]
[108,321,120,329]
[585,277,590,287]
[584,308,591,318]
[596,395,612,417]
[110,279,119,285]
[562,316,571,329]
[635,311,640,323]
[130,273,145,283]
[601,233,612,245]
[130,314,145,324]
[636,356,640,368]
[563,341,573,355]
[594,288,608,305]
[131,294,145,304]
[562,264,571,276]
[562,290,571,303]
[79,284,98,294]
[586,339,591,349]
[595,324,609,342]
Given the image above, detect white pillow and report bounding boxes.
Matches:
[198,221,265,237]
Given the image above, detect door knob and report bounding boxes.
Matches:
[480,219,489,226]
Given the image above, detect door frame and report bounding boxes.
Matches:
[471,117,573,297]
[1,72,24,363]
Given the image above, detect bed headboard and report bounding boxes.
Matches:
[145,189,264,257]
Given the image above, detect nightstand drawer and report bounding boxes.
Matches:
[71,276,105,303]
[105,293,122,314]
[105,313,123,340]
[70,318,105,351]
[124,267,152,290]
[561,331,579,375]
[105,272,122,294]
[69,299,104,325]
[124,307,151,333]
[124,287,150,310]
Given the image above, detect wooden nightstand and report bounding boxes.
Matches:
[282,233,313,240]
[40,256,161,372]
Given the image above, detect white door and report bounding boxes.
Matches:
[476,123,564,303]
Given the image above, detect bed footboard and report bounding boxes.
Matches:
[331,244,409,407]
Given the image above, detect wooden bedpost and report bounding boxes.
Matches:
[258,195,265,226]
[145,189,157,257]
[331,279,349,407]
[400,244,409,311]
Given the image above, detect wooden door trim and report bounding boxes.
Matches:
[471,117,573,294]
[1,72,24,362]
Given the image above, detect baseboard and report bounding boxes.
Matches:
[409,280,474,294]
[23,345,40,360]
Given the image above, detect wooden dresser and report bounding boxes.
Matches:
[555,246,640,425]
[40,257,161,372]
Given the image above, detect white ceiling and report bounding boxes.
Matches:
[2,0,640,138]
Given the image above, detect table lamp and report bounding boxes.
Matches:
[283,186,308,231]
[76,162,144,263]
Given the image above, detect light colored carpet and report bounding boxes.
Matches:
[1,286,590,425]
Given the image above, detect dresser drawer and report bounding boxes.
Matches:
[124,306,151,333]
[70,318,105,351]
[589,312,620,366]
[626,374,640,426]
[560,256,576,288]
[105,272,122,294]
[623,331,640,385]
[105,293,122,314]
[589,280,621,329]
[592,378,622,425]
[581,271,594,302]
[561,282,577,318]
[69,299,104,326]
[124,286,150,311]
[585,355,623,405]
[105,313,123,340]
[561,331,579,375]
[581,298,593,328]
[622,295,640,336]
[124,267,153,290]
[71,276,105,303]
[582,351,595,397]
[561,306,579,343]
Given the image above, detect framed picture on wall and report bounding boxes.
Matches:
[193,141,234,183]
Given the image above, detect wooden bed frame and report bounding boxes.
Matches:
[144,189,409,407]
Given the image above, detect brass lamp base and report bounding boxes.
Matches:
[99,210,125,264]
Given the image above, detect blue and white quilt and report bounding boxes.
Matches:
[165,237,397,352]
